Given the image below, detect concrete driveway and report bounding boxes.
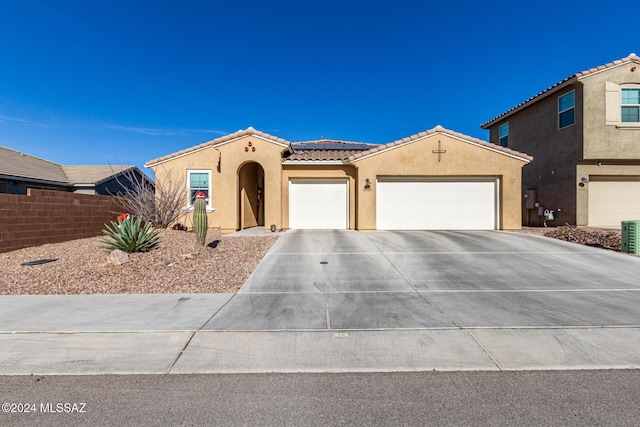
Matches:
[204,230,640,331]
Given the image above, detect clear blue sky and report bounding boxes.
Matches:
[0,0,636,176]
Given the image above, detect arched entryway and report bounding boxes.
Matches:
[238,162,265,230]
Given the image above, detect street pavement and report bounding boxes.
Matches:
[3,371,640,426]
[2,230,640,374]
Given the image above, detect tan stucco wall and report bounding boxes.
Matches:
[353,133,527,230]
[582,64,640,159]
[488,84,583,225]
[281,165,357,229]
[576,163,640,225]
[150,135,286,232]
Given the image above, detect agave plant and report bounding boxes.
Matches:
[101,216,160,253]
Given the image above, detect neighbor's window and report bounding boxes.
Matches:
[499,122,509,147]
[187,170,211,208]
[621,88,640,122]
[558,90,575,129]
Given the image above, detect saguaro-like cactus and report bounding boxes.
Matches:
[193,196,208,246]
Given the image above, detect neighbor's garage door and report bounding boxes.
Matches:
[588,178,640,228]
[289,179,348,229]
[376,178,497,230]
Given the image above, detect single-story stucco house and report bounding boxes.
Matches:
[144,126,532,232]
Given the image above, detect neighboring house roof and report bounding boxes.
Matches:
[286,140,379,162]
[0,145,144,187]
[0,145,69,185]
[145,127,291,167]
[481,53,640,128]
[349,125,533,163]
[62,165,137,185]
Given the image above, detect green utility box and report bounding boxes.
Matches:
[621,220,640,254]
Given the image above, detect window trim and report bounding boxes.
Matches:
[186,169,212,210]
[621,87,640,123]
[498,122,509,147]
[558,90,575,129]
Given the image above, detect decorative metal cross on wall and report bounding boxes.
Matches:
[432,140,446,162]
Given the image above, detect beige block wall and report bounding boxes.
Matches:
[0,189,124,253]
[353,134,527,230]
[150,135,286,232]
[281,165,357,229]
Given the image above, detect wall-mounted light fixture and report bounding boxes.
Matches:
[364,178,371,190]
[581,177,588,184]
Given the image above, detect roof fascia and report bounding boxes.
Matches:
[282,160,349,165]
[481,78,577,129]
[482,57,640,129]
[352,131,531,163]
[0,174,72,187]
[146,134,290,168]
[92,166,146,186]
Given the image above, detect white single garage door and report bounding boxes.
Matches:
[289,179,348,229]
[377,178,497,230]
[588,178,640,228]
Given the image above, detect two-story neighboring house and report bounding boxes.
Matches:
[481,53,640,228]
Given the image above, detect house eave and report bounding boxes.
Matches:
[351,130,532,164]
[0,174,72,187]
[480,78,578,129]
[145,132,291,168]
[282,160,350,165]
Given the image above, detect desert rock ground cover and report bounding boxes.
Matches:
[1,230,277,295]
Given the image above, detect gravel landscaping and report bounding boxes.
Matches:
[1,230,278,295]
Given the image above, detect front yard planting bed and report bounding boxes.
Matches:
[1,230,277,295]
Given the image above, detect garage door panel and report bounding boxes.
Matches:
[377,180,496,230]
[589,180,640,228]
[290,180,348,229]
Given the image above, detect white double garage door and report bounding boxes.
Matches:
[289,178,498,230]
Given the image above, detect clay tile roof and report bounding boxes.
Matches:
[0,145,69,184]
[285,140,379,162]
[348,125,532,163]
[481,53,640,128]
[145,127,291,167]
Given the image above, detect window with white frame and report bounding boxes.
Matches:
[187,170,211,209]
[499,122,509,147]
[558,90,575,129]
[621,88,640,122]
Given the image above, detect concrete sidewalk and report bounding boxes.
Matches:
[1,294,640,375]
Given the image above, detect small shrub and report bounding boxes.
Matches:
[101,216,160,253]
[544,224,621,251]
